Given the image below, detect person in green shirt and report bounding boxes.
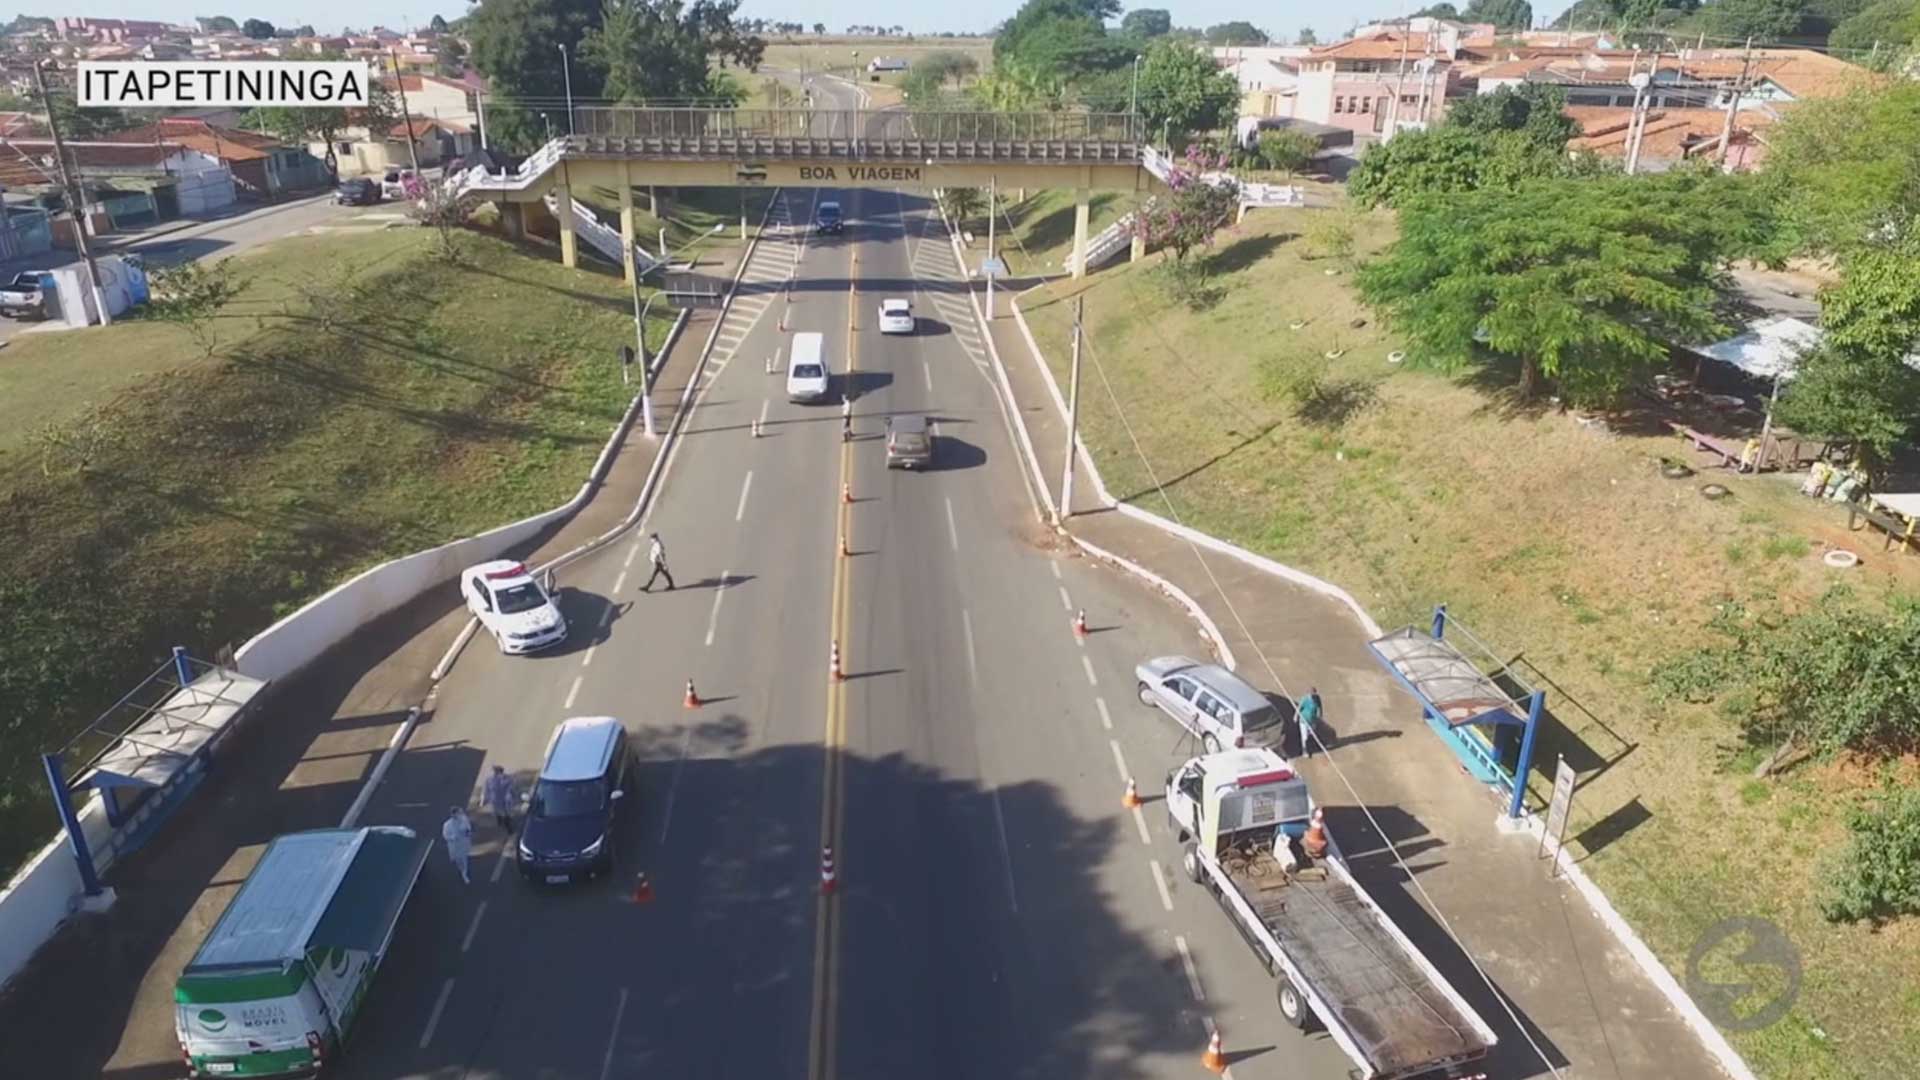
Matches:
[1296,687,1322,758]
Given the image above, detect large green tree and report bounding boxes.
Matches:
[1765,81,1920,255]
[1694,0,1805,39]
[1356,170,1768,402]
[1121,8,1173,36]
[247,55,401,178]
[1464,0,1536,27]
[1134,39,1240,138]
[1776,233,1920,466]
[242,18,275,38]
[1829,0,1919,52]
[1444,82,1578,150]
[1349,126,1573,208]
[1204,20,1268,44]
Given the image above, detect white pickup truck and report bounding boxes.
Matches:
[0,271,49,319]
[1166,748,1497,1080]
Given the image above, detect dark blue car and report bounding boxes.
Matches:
[517,717,631,884]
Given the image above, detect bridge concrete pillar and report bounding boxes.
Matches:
[500,201,525,242]
[1070,187,1091,280]
[618,160,637,286]
[555,169,578,270]
[1130,230,1146,263]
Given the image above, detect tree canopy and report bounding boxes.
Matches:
[1135,39,1240,137]
[1776,232,1920,466]
[1765,80,1919,255]
[430,13,450,30]
[1351,83,1582,209]
[200,15,239,32]
[1121,8,1173,37]
[1463,0,1536,26]
[1204,20,1268,44]
[241,18,275,38]
[1356,170,1769,402]
[247,54,401,178]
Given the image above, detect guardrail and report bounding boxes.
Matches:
[572,107,1141,143]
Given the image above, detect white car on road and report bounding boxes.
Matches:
[1135,655,1285,753]
[462,560,567,654]
[877,298,914,334]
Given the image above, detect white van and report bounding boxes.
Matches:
[786,331,831,403]
[174,826,429,1077]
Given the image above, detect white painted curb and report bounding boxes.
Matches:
[338,707,420,829]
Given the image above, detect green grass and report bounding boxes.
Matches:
[0,227,682,879]
[1020,206,1920,1080]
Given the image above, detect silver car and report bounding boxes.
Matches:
[1135,656,1284,753]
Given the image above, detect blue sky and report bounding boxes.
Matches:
[22,1,1566,41]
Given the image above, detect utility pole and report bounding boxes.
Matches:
[1625,58,1656,175]
[388,49,422,176]
[1059,296,1084,525]
[34,61,110,326]
[985,173,997,319]
[1717,36,1752,166]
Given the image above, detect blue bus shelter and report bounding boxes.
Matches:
[1366,605,1545,820]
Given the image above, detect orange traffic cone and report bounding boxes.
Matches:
[1201,1029,1226,1073]
[819,846,837,895]
[1074,609,1089,637]
[1302,807,1328,860]
[1123,778,1143,809]
[629,872,654,904]
[830,640,844,682]
[684,677,702,709]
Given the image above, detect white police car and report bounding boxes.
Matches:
[461,560,567,654]
[877,298,914,334]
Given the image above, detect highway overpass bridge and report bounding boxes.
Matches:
[453,107,1161,280]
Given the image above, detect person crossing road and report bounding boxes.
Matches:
[641,531,676,592]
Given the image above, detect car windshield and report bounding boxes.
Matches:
[533,777,606,818]
[793,363,825,379]
[493,582,548,614]
[894,434,929,450]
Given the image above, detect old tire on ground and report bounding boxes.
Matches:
[1277,977,1313,1031]
[1184,843,1204,883]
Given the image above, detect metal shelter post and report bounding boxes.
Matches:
[42,752,104,897]
[1431,603,1448,640]
[1508,689,1546,819]
[171,645,193,688]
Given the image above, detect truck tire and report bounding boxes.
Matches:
[1277,977,1314,1031]
[1202,733,1222,755]
[1183,843,1203,884]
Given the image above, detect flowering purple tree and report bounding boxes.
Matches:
[1135,161,1240,263]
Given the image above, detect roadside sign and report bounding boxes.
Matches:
[979,256,1008,278]
[1539,756,1578,875]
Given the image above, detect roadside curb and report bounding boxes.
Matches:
[339,708,421,829]
[989,278,1758,1080]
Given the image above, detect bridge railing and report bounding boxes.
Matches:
[570,107,1142,145]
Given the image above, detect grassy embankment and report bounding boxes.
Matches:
[1021,205,1920,1080]
[950,187,1133,279]
[0,228,680,879]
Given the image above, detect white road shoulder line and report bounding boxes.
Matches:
[1149,860,1175,912]
[460,900,488,952]
[418,978,455,1048]
[598,987,630,1080]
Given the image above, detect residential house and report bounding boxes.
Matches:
[0,140,236,229]
[1470,47,1869,110]
[321,115,474,176]
[53,17,180,42]
[1351,17,1495,56]
[391,73,481,128]
[1295,32,1459,139]
[1566,104,1773,172]
[110,118,331,197]
[1212,46,1312,119]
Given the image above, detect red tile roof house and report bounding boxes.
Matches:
[108,118,332,198]
[0,140,236,238]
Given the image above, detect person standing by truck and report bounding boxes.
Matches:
[1296,687,1323,758]
[483,765,518,832]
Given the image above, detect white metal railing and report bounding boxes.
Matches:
[1066,197,1156,274]
[543,192,663,274]
[448,137,570,198]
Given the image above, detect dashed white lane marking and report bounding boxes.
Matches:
[613,569,627,593]
[735,470,754,522]
[1058,586,1073,611]
[1082,654,1099,687]
[1051,560,1062,580]
[490,850,508,884]
[460,900,488,952]
[962,608,978,684]
[624,543,638,568]
[923,359,933,392]
[598,987,630,1080]
[564,674,583,709]
[1175,935,1207,1002]
[1096,697,1113,731]
[418,978,455,1048]
[1149,860,1175,912]
[1109,739,1130,783]
[945,496,959,552]
[704,569,733,647]
[758,399,770,428]
[1132,805,1153,845]
[582,642,597,668]
[990,787,1020,914]
[657,725,695,844]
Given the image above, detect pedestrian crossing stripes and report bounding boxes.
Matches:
[690,190,798,392]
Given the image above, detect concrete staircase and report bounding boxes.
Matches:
[444,138,663,273]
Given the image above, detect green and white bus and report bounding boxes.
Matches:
[174,826,430,1077]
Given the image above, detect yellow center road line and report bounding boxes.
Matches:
[809,224,860,1080]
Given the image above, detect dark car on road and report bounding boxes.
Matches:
[335,177,381,206]
[517,716,633,884]
[815,199,844,235]
[885,414,934,469]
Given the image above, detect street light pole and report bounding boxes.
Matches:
[559,43,575,136]
[630,222,727,437]
[1130,54,1141,119]
[985,173,997,319]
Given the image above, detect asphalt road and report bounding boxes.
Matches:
[311,174,1380,1080]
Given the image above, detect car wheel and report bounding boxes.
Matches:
[1183,843,1203,884]
[1203,734,1222,755]
[1277,977,1314,1031]
[1136,681,1155,707]
[494,631,510,654]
